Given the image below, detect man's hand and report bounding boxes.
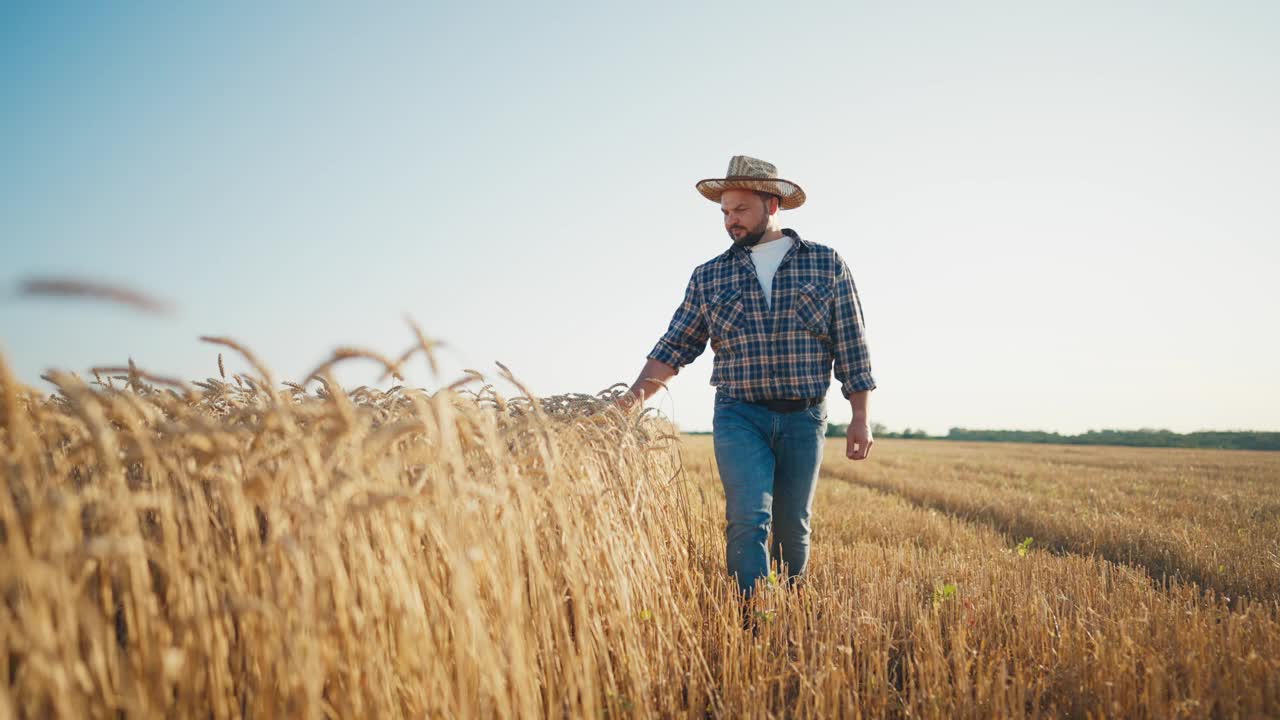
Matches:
[612,391,642,416]
[846,421,873,460]
[614,359,678,417]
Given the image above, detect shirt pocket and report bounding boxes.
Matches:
[793,281,833,342]
[705,286,745,341]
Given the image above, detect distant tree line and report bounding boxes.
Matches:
[825,422,930,439]
[941,427,1280,451]
[820,423,1280,451]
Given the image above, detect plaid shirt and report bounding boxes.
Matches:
[647,228,876,401]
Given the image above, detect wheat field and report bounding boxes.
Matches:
[1,338,1278,718]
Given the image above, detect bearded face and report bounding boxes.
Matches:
[721,190,778,248]
[728,215,769,248]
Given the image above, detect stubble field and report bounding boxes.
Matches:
[1,343,1277,718]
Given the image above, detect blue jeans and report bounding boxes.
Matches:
[712,388,828,598]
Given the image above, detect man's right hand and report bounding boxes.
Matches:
[612,391,642,415]
[614,359,678,416]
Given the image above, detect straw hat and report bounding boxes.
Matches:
[695,155,806,210]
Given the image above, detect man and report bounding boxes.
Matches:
[615,155,876,600]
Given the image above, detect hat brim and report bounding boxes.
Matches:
[695,177,806,210]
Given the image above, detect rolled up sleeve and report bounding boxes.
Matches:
[647,270,708,370]
[831,253,876,397]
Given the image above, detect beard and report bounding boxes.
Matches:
[727,217,769,248]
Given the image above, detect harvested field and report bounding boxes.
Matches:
[818,439,1280,603]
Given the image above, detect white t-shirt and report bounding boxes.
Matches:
[748,234,794,309]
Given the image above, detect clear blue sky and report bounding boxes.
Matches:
[2,1,1277,435]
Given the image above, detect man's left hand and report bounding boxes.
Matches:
[846,421,873,460]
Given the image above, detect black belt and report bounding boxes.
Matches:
[748,397,823,413]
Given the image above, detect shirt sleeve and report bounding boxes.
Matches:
[831,252,877,397]
[646,270,709,370]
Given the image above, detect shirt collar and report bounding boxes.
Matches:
[724,227,808,260]
[782,227,809,248]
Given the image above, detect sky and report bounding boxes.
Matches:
[2,1,1277,435]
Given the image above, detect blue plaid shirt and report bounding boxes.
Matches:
[647,228,876,401]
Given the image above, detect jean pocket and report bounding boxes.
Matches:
[804,401,828,423]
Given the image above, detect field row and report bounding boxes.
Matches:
[817,438,1280,603]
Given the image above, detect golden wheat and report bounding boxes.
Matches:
[1,342,1277,718]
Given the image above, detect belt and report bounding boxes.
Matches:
[748,397,824,413]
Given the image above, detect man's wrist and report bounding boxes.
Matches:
[846,391,870,425]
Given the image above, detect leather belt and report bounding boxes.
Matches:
[748,397,824,413]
